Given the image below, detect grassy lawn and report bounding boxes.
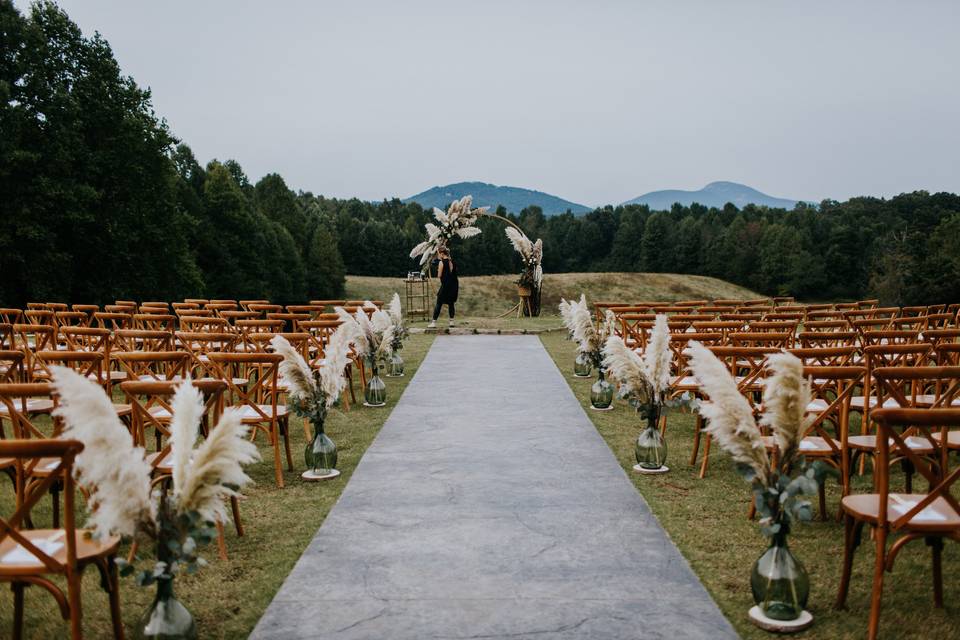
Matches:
[0,334,434,639]
[345,271,758,319]
[540,331,960,640]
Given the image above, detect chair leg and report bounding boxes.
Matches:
[302,417,311,441]
[271,424,285,488]
[818,482,828,522]
[282,418,294,471]
[105,558,124,640]
[215,521,228,561]
[835,516,862,609]
[51,484,60,529]
[67,573,83,640]
[12,581,24,640]
[698,433,712,479]
[866,526,888,640]
[928,536,944,608]
[689,415,703,466]
[231,496,244,537]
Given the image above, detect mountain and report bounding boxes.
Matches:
[622,181,802,210]
[403,181,591,216]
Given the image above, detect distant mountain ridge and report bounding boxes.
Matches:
[403,181,591,216]
[622,181,801,210]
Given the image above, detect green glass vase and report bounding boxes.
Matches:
[134,577,196,640]
[305,421,337,475]
[750,534,810,621]
[573,352,592,377]
[387,352,405,377]
[364,372,387,406]
[635,420,667,470]
[590,371,613,410]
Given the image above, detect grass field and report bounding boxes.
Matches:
[0,334,434,639]
[346,272,759,322]
[540,332,960,640]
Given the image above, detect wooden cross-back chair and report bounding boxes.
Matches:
[836,407,960,640]
[618,314,654,348]
[755,365,866,519]
[728,331,794,349]
[133,313,176,332]
[121,379,240,561]
[92,312,132,331]
[182,299,209,305]
[797,330,857,349]
[112,329,173,353]
[54,312,89,330]
[13,324,56,381]
[720,312,762,323]
[32,351,109,391]
[0,324,12,350]
[285,305,325,320]
[786,346,859,367]
[308,300,346,312]
[299,320,356,410]
[175,307,212,318]
[850,343,933,434]
[178,315,230,333]
[0,438,124,640]
[0,309,24,325]
[219,311,260,326]
[748,320,799,335]
[266,313,310,333]
[890,316,929,333]
[170,302,199,313]
[238,299,270,311]
[248,303,282,316]
[0,384,68,527]
[174,332,239,381]
[860,329,921,349]
[58,327,111,360]
[690,346,779,479]
[691,321,743,342]
[111,351,191,390]
[204,352,291,487]
[849,366,960,493]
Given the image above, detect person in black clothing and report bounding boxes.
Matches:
[429,246,458,328]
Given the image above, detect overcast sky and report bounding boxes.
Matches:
[15,0,960,206]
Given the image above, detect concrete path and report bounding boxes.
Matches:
[251,336,738,640]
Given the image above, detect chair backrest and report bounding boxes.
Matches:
[205,353,283,423]
[787,346,858,367]
[178,315,230,333]
[175,332,239,378]
[871,408,960,533]
[0,383,59,440]
[112,329,174,353]
[266,313,310,332]
[0,323,12,350]
[797,330,858,349]
[728,331,793,349]
[0,438,84,574]
[93,311,132,330]
[54,311,90,328]
[220,310,261,325]
[0,308,24,324]
[34,351,107,387]
[59,327,111,354]
[797,365,867,456]
[0,350,25,384]
[872,366,960,413]
[121,379,226,455]
[133,313,176,332]
[111,351,191,383]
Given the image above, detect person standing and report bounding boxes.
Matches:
[428,246,458,328]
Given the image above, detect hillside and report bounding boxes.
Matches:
[622,181,803,210]
[346,272,758,319]
[403,181,591,216]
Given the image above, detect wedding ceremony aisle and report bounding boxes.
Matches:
[251,335,736,639]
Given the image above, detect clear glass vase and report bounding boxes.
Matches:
[750,535,810,621]
[635,420,667,470]
[590,371,613,410]
[387,352,405,377]
[134,577,197,640]
[305,421,337,475]
[364,373,387,406]
[573,352,592,377]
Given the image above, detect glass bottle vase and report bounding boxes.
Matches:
[134,577,197,640]
[590,370,613,410]
[750,534,810,621]
[304,421,337,475]
[387,352,405,377]
[635,421,667,470]
[573,352,592,377]
[364,372,387,406]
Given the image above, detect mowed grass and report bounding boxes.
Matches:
[0,334,434,639]
[346,272,759,316]
[347,272,758,331]
[540,332,960,640]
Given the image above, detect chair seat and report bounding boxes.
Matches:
[848,434,936,453]
[238,404,288,421]
[841,493,960,531]
[0,399,55,416]
[931,431,960,450]
[850,397,903,409]
[669,375,698,389]
[761,435,838,456]
[806,398,830,412]
[0,529,120,573]
[113,403,132,418]
[912,394,960,407]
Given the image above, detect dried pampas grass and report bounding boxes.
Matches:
[409,196,486,265]
[569,296,598,355]
[759,352,811,458]
[387,293,403,325]
[505,226,533,257]
[643,314,672,399]
[177,408,260,524]
[271,335,315,400]
[321,321,356,405]
[602,335,651,403]
[169,379,203,499]
[687,342,769,484]
[50,366,155,538]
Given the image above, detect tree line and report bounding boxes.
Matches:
[3,1,959,308]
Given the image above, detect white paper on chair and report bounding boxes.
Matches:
[1,539,63,564]
[799,440,819,451]
[890,499,947,522]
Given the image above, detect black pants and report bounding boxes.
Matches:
[433,300,455,320]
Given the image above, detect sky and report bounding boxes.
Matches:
[14,0,960,206]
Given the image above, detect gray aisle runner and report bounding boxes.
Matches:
[252,336,738,640]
